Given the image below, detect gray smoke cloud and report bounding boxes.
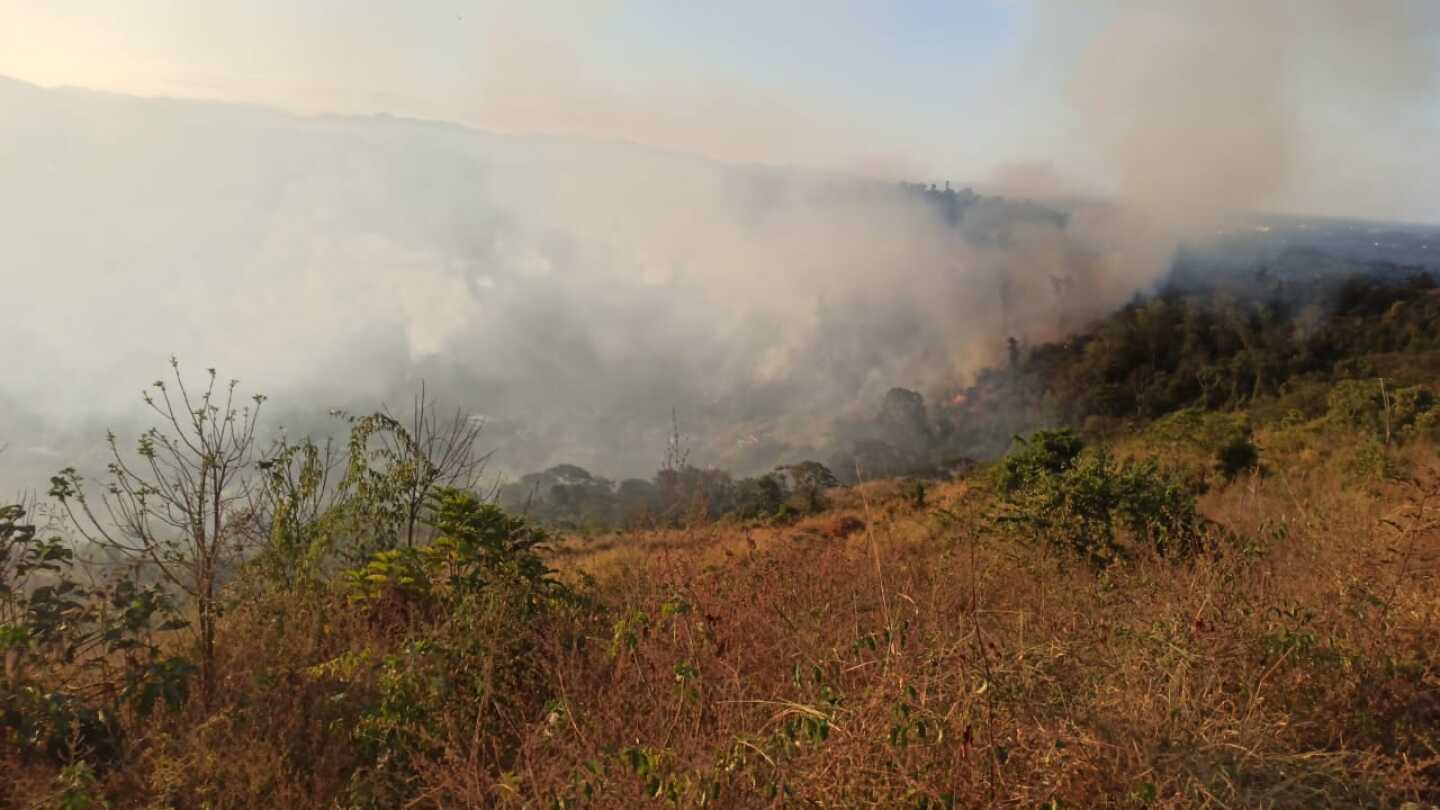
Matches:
[1018,0,1440,225]
[0,77,1145,494]
[2,1,1436,495]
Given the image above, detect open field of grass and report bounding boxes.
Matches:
[7,421,1437,808]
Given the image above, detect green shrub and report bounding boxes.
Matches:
[996,428,1085,493]
[1214,434,1261,481]
[1327,379,1389,438]
[997,438,1205,566]
[1391,385,1437,439]
[330,491,580,804]
[1340,438,1405,486]
[1326,379,1437,442]
[1146,408,1249,451]
[344,488,559,611]
[1413,408,1440,440]
[776,461,840,514]
[1,505,194,765]
[732,474,790,521]
[1332,356,1377,380]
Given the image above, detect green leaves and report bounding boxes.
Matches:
[997,432,1205,566]
[2,504,195,764]
[256,435,342,587]
[47,469,79,502]
[775,461,840,514]
[997,428,1085,494]
[345,488,566,619]
[609,609,650,658]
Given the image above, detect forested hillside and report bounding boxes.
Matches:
[6,252,1440,807]
[498,262,1440,531]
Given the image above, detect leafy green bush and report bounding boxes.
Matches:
[1327,379,1387,434]
[776,461,840,514]
[327,490,580,804]
[732,474,790,521]
[256,435,343,587]
[1326,379,1438,443]
[1,505,194,765]
[1142,409,1260,484]
[1414,408,1440,441]
[1392,385,1437,441]
[1339,437,1406,486]
[995,428,1085,493]
[997,435,1205,566]
[1146,409,1249,452]
[1214,434,1261,481]
[345,488,560,611]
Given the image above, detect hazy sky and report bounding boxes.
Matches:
[3,1,1435,222]
[0,2,1031,174]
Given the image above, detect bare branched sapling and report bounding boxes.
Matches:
[50,359,264,703]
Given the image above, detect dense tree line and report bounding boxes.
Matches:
[990,266,1440,423]
[495,459,841,531]
[500,264,1440,530]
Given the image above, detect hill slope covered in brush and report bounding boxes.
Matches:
[5,254,1440,806]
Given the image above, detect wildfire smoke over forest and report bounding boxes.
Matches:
[1,1,1437,491]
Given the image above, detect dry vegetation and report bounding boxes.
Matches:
[5,419,1438,809]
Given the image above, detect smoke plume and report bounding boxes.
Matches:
[2,1,1436,495]
[1038,0,1439,225]
[0,78,1141,493]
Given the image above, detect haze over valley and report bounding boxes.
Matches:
[4,0,1439,494]
[4,6,1440,806]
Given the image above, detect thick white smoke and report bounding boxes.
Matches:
[0,77,1143,494]
[2,0,1435,495]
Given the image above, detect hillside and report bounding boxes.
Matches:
[5,320,1440,807]
[5,79,1440,810]
[10,2,1440,805]
[7,74,1440,502]
[0,75,1106,500]
[496,263,1440,530]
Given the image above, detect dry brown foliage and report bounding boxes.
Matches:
[5,443,1439,808]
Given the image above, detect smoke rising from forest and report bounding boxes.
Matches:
[2,1,1437,494]
[1047,0,1438,221]
[0,82,1134,489]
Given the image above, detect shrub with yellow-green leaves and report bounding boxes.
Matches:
[314,488,585,806]
[1327,378,1438,442]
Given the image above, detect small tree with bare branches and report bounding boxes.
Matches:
[49,359,264,703]
[336,383,490,553]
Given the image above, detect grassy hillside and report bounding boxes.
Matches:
[5,266,1440,807]
[4,396,1439,808]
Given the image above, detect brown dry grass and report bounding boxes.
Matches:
[4,439,1438,808]
[516,461,1438,808]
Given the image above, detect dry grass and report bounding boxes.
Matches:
[522,462,1438,808]
[4,440,1439,808]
